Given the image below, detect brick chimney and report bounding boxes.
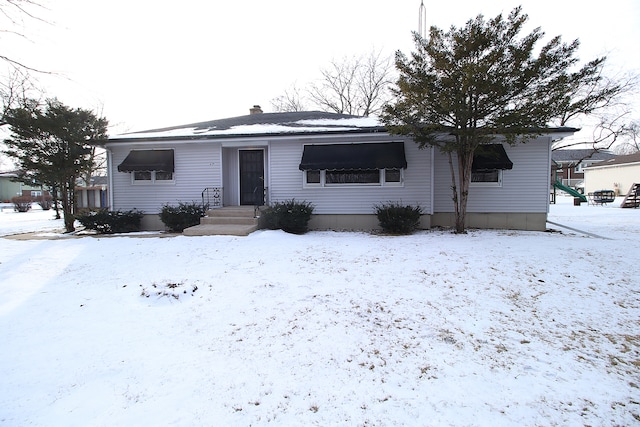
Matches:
[249,105,263,115]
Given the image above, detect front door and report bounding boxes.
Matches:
[239,150,264,205]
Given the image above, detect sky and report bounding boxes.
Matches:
[2,0,639,136]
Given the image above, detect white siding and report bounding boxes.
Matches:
[222,148,239,206]
[109,142,221,213]
[584,164,640,195]
[433,137,552,213]
[268,136,432,214]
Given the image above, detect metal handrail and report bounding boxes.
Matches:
[201,187,222,209]
[253,186,268,217]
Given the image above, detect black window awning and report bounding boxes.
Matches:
[299,142,407,171]
[117,150,174,172]
[472,144,513,171]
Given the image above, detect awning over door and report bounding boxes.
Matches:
[299,142,407,171]
[117,150,174,172]
[472,144,513,171]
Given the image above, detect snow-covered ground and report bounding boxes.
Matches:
[0,197,638,426]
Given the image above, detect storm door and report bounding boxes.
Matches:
[239,150,264,205]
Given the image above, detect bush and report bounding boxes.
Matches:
[37,195,53,210]
[374,202,423,234]
[262,199,314,234]
[11,196,33,212]
[76,209,143,234]
[159,202,207,232]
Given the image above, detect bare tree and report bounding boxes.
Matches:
[273,49,395,117]
[0,66,40,123]
[551,68,638,152]
[611,120,639,154]
[0,0,50,72]
[355,50,394,116]
[270,84,307,112]
[308,56,361,115]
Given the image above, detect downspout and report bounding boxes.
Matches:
[106,147,114,209]
[430,145,435,215]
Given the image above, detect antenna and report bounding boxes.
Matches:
[418,0,427,38]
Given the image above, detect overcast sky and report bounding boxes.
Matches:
[3,0,639,135]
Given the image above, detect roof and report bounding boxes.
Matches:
[585,152,640,168]
[552,149,615,163]
[107,110,578,144]
[108,111,385,142]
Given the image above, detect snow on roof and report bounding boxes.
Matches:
[109,112,383,141]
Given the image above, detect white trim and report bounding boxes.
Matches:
[107,149,114,208]
[429,146,435,215]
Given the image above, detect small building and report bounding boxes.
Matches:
[551,149,615,190]
[102,108,576,232]
[76,176,109,209]
[583,152,640,196]
[0,171,44,202]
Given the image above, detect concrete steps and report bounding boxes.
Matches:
[183,206,259,236]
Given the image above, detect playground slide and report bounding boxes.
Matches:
[554,180,587,202]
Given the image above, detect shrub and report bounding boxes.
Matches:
[159,202,207,232]
[262,199,314,234]
[37,195,53,210]
[11,196,33,212]
[374,202,423,234]
[77,209,143,234]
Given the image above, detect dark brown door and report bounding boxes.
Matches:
[239,150,264,205]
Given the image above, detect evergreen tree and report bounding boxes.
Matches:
[382,7,626,233]
[3,98,108,232]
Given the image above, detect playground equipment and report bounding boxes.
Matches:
[553,180,587,203]
[620,183,639,208]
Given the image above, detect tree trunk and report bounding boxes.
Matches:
[447,152,460,229]
[450,146,475,233]
[60,177,75,232]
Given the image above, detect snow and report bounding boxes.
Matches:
[111,117,381,140]
[0,196,639,426]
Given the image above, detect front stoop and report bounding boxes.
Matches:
[183,206,260,236]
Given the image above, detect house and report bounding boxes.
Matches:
[551,149,615,191]
[103,108,576,232]
[0,170,45,202]
[583,152,640,199]
[76,176,109,209]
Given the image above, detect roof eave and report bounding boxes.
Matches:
[102,126,388,145]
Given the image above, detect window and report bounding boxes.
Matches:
[155,171,174,181]
[471,169,502,186]
[132,170,174,184]
[306,170,321,184]
[300,142,407,188]
[385,168,402,183]
[119,149,175,185]
[470,144,512,188]
[133,171,152,181]
[304,168,403,187]
[326,169,380,185]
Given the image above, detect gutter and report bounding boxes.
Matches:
[104,127,388,145]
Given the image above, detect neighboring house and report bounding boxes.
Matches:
[76,176,109,209]
[0,171,44,202]
[583,152,640,196]
[551,149,615,190]
[103,108,576,232]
